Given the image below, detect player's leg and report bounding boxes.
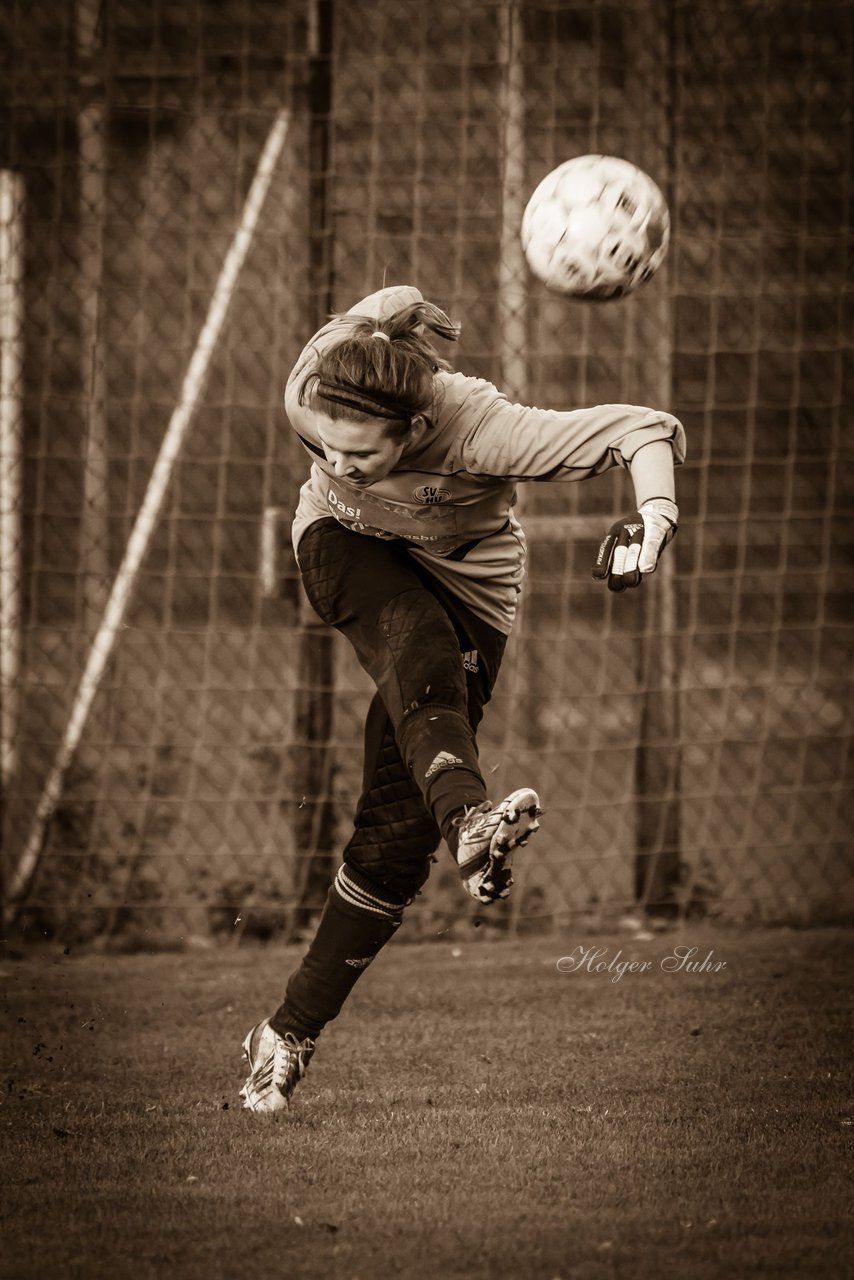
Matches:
[240,697,437,1113]
[265,582,518,1063]
[295,518,491,843]
[415,565,541,902]
[240,524,540,1110]
[269,697,437,1034]
[298,519,541,898]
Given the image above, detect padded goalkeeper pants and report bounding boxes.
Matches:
[295,517,507,902]
[271,519,508,1042]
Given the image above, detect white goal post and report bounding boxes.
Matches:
[5,109,291,922]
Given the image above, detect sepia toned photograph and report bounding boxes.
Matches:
[1,1,851,1276]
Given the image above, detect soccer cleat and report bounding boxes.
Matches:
[239,1017,315,1113]
[454,787,541,903]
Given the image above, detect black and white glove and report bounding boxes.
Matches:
[592,498,678,593]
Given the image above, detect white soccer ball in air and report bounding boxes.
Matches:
[521,154,670,300]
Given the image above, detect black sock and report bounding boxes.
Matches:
[270,866,405,1042]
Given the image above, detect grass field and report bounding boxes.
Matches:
[2,924,852,1279]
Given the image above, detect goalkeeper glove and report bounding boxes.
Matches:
[592,497,678,593]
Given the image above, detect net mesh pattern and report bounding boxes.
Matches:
[0,0,851,942]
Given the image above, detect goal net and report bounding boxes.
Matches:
[2,0,851,943]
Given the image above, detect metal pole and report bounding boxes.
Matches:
[633,0,682,916]
[289,0,338,937]
[77,0,110,635]
[497,1,528,406]
[0,170,26,907]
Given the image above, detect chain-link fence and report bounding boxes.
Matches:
[1,0,851,945]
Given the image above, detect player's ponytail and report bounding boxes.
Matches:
[298,299,461,437]
[377,300,461,349]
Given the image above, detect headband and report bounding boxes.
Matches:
[372,330,391,343]
[315,379,411,422]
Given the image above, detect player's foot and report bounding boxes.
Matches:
[239,1017,315,1113]
[454,787,541,903]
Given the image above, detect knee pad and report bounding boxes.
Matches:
[376,589,467,712]
[344,825,438,905]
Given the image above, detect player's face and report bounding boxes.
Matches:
[315,413,419,486]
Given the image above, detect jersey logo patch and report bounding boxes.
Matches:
[413,484,451,505]
[462,649,479,673]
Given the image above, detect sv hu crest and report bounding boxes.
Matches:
[413,484,451,505]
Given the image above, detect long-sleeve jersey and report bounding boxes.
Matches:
[285,286,686,634]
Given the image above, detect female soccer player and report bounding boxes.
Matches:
[240,285,685,1111]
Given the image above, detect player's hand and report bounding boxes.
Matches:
[592,498,678,592]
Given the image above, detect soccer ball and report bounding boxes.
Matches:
[521,154,670,300]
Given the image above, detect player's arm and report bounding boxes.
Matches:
[592,441,678,592]
[455,385,685,592]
